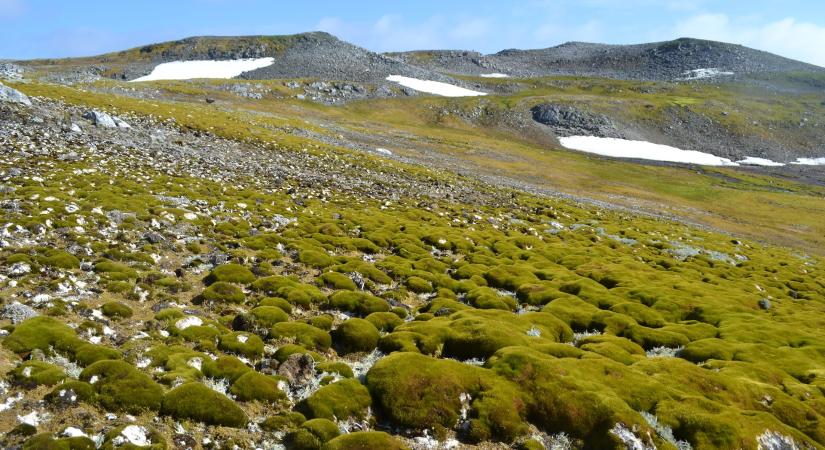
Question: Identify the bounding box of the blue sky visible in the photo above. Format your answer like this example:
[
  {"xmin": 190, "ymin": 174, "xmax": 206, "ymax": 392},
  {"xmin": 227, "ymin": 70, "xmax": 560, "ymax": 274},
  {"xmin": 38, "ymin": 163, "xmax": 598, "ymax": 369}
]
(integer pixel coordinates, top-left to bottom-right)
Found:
[{"xmin": 2, "ymin": 0, "xmax": 825, "ymax": 66}]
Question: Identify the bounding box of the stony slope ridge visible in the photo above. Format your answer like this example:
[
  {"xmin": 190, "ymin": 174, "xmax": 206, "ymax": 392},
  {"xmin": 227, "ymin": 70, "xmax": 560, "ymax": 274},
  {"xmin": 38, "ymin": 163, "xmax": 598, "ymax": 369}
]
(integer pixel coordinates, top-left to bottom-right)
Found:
[
  {"xmin": 391, "ymin": 37, "xmax": 824, "ymax": 80},
  {"xmin": 24, "ymin": 32, "xmax": 452, "ymax": 84}
]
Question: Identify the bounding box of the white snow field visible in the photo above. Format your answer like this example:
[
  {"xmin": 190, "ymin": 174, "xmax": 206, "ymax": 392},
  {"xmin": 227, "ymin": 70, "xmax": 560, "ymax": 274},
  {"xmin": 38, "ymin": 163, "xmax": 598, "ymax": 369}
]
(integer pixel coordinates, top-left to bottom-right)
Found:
[
  {"xmin": 737, "ymin": 157, "xmax": 785, "ymax": 167},
  {"xmin": 131, "ymin": 57, "xmax": 275, "ymax": 82},
  {"xmin": 558, "ymin": 136, "xmax": 740, "ymax": 166},
  {"xmin": 681, "ymin": 68, "xmax": 735, "ymax": 80},
  {"xmin": 480, "ymin": 73, "xmax": 510, "ymax": 78},
  {"xmin": 386, "ymin": 75, "xmax": 487, "ymax": 97},
  {"xmin": 792, "ymin": 157, "xmax": 825, "ymax": 165}
]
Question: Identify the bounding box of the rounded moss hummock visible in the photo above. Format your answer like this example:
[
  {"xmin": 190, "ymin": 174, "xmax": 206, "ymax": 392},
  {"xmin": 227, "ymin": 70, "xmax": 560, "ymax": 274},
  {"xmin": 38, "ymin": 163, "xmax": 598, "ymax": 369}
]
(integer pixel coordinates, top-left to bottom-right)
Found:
[
  {"xmin": 160, "ymin": 382, "xmax": 248, "ymax": 427},
  {"xmin": 201, "ymin": 281, "xmax": 245, "ymax": 303},
  {"xmin": 229, "ymin": 371, "xmax": 287, "ymax": 404},
  {"xmin": 321, "ymin": 431, "xmax": 409, "ymax": 450},
  {"xmin": 331, "ymin": 318, "xmax": 380, "ymax": 355},
  {"xmin": 206, "ymin": 263, "xmax": 256, "ymax": 284},
  {"xmin": 80, "ymin": 360, "xmax": 164, "ymax": 413},
  {"xmin": 297, "ymin": 379, "xmax": 372, "ymax": 421}
]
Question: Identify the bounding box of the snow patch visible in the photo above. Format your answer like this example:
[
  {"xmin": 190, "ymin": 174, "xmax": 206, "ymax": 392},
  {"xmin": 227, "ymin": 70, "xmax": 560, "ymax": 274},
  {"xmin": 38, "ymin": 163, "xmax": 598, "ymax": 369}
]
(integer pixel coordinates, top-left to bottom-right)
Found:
[
  {"xmin": 480, "ymin": 73, "xmax": 509, "ymax": 78},
  {"xmin": 175, "ymin": 316, "xmax": 203, "ymax": 330},
  {"xmin": 681, "ymin": 68, "xmax": 734, "ymax": 80},
  {"xmin": 18, "ymin": 411, "xmax": 45, "ymax": 426},
  {"xmin": 386, "ymin": 75, "xmax": 487, "ymax": 97},
  {"xmin": 559, "ymin": 136, "xmax": 739, "ymax": 166},
  {"xmin": 114, "ymin": 425, "xmax": 151, "ymax": 446},
  {"xmin": 737, "ymin": 157, "xmax": 785, "ymax": 167},
  {"xmin": 132, "ymin": 58, "xmax": 275, "ymax": 82},
  {"xmin": 792, "ymin": 157, "xmax": 825, "ymax": 166}
]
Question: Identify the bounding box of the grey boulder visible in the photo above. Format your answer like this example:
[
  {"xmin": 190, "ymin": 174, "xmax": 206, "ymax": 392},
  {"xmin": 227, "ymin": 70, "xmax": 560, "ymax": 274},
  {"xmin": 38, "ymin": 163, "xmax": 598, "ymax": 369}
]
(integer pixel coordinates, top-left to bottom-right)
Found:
[
  {"xmin": 83, "ymin": 110, "xmax": 130, "ymax": 128},
  {"xmin": 0, "ymin": 81, "xmax": 32, "ymax": 106}
]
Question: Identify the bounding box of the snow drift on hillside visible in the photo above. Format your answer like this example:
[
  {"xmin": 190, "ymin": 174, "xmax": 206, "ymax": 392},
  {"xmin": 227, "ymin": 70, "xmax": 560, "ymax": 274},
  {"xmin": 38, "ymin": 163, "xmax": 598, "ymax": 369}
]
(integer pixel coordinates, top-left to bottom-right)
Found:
[
  {"xmin": 131, "ymin": 58, "xmax": 275, "ymax": 82},
  {"xmin": 792, "ymin": 157, "xmax": 825, "ymax": 165},
  {"xmin": 386, "ymin": 75, "xmax": 487, "ymax": 97},
  {"xmin": 680, "ymin": 68, "xmax": 735, "ymax": 80},
  {"xmin": 480, "ymin": 73, "xmax": 509, "ymax": 78},
  {"xmin": 558, "ymin": 136, "xmax": 739, "ymax": 166},
  {"xmin": 737, "ymin": 157, "xmax": 785, "ymax": 167}
]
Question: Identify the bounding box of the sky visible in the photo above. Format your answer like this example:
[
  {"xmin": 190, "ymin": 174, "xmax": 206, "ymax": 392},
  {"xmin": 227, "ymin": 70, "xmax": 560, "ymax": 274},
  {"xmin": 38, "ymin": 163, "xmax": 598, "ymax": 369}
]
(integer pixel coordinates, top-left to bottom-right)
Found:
[{"xmin": 2, "ymin": 0, "xmax": 825, "ymax": 66}]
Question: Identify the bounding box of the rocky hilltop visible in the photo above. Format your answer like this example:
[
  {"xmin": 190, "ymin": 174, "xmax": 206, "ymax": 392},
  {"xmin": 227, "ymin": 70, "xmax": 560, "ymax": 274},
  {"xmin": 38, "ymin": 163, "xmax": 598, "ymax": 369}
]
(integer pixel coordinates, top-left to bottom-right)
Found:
[{"xmin": 391, "ymin": 37, "xmax": 824, "ymax": 80}]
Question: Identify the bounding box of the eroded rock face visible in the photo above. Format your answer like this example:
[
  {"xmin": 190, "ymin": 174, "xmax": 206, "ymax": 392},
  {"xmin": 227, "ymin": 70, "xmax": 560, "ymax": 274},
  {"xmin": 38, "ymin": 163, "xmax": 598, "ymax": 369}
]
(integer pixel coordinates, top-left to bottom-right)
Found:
[
  {"xmin": 531, "ymin": 103, "xmax": 621, "ymax": 138},
  {"xmin": 0, "ymin": 82, "xmax": 32, "ymax": 106}
]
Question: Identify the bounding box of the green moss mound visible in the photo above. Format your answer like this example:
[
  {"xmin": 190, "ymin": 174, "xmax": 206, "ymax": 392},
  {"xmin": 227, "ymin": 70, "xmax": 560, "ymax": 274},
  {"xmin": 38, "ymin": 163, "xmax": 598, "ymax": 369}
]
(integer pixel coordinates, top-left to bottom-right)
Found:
[
  {"xmin": 201, "ymin": 281, "xmax": 245, "ymax": 303},
  {"xmin": 250, "ymin": 305, "xmax": 289, "ymax": 326},
  {"xmin": 367, "ymin": 352, "xmax": 527, "ymax": 441},
  {"xmin": 297, "ymin": 379, "xmax": 372, "ymax": 420},
  {"xmin": 206, "ymin": 263, "xmax": 255, "ymax": 284},
  {"xmin": 271, "ymin": 322, "xmax": 331, "ymax": 351},
  {"xmin": 201, "ymin": 355, "xmax": 251, "ymax": 382},
  {"xmin": 322, "ymin": 432, "xmax": 408, "ymax": 450},
  {"xmin": 331, "ymin": 318, "xmax": 380, "ymax": 355},
  {"xmin": 229, "ymin": 371, "xmax": 287, "ymax": 403},
  {"xmin": 160, "ymin": 382, "xmax": 248, "ymax": 427},
  {"xmin": 80, "ymin": 360, "xmax": 163, "ymax": 413},
  {"xmin": 37, "ymin": 250, "xmax": 80, "ymax": 270},
  {"xmin": 317, "ymin": 272, "xmax": 357, "ymax": 290},
  {"xmin": 327, "ymin": 291, "xmax": 390, "ymax": 316},
  {"xmin": 10, "ymin": 361, "xmax": 66, "ymax": 386},
  {"xmin": 219, "ymin": 331, "xmax": 264, "ymax": 358},
  {"xmin": 3, "ymin": 316, "xmax": 121, "ymax": 366},
  {"xmin": 285, "ymin": 418, "xmax": 340, "ymax": 450},
  {"xmin": 23, "ymin": 433, "xmax": 96, "ymax": 450},
  {"xmin": 101, "ymin": 301, "xmax": 133, "ymax": 319}
]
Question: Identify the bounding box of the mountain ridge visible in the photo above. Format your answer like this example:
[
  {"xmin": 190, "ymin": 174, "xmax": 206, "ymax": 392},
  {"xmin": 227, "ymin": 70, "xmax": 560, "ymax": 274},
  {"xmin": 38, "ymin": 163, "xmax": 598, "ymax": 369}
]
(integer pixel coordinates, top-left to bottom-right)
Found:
[{"xmin": 16, "ymin": 32, "xmax": 824, "ymax": 83}]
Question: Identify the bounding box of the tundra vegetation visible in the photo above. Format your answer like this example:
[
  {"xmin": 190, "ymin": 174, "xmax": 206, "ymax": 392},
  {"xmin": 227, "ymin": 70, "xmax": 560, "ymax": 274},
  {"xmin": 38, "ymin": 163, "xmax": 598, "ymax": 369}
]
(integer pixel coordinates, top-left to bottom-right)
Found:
[{"xmin": 1, "ymin": 62, "xmax": 824, "ymax": 450}]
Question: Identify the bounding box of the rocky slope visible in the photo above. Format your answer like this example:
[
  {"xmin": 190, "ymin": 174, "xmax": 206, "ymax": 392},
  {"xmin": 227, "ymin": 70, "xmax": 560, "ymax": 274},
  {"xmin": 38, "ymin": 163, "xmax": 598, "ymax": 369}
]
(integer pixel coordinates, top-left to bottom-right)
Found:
[
  {"xmin": 390, "ymin": 38, "xmax": 824, "ymax": 81},
  {"xmin": 22, "ymin": 32, "xmax": 455, "ymax": 84}
]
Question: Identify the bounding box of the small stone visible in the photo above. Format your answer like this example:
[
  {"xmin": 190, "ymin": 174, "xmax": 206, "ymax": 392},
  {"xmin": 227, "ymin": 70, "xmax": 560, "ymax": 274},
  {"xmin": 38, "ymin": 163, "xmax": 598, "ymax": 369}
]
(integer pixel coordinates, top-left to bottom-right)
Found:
[
  {"xmin": 758, "ymin": 298, "xmax": 771, "ymax": 310},
  {"xmin": 277, "ymin": 353, "xmax": 315, "ymax": 387}
]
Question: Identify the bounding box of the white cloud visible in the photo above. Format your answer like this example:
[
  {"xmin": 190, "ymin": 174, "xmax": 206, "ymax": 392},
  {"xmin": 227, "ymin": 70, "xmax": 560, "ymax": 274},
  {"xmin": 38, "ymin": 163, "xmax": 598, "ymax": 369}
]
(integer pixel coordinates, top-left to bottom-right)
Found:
[{"xmin": 675, "ymin": 13, "xmax": 825, "ymax": 67}]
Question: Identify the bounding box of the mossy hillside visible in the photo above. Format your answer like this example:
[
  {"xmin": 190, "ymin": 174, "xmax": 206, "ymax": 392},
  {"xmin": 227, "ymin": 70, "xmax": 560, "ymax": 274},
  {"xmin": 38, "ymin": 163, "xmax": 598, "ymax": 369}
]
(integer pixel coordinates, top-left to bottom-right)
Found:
[{"xmin": 3, "ymin": 113, "xmax": 825, "ymax": 449}]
